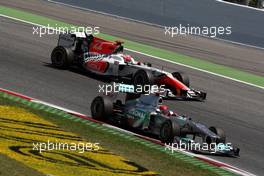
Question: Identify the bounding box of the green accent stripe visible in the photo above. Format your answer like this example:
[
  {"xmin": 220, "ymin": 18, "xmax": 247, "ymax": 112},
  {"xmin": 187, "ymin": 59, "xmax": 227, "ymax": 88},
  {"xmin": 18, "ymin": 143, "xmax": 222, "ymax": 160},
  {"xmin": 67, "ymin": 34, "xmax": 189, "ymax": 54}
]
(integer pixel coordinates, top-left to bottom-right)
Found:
[{"xmin": 0, "ymin": 5, "xmax": 263, "ymax": 88}]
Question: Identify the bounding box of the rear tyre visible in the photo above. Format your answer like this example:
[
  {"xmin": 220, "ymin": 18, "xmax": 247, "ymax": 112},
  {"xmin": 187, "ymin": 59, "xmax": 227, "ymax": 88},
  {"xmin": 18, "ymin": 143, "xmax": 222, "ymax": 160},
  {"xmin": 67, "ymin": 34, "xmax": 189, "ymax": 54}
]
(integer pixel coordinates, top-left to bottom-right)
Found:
[
  {"xmin": 172, "ymin": 72, "xmax": 190, "ymax": 87},
  {"xmin": 91, "ymin": 96, "xmax": 113, "ymax": 121},
  {"xmin": 159, "ymin": 119, "xmax": 180, "ymax": 143},
  {"xmin": 209, "ymin": 126, "xmax": 226, "ymax": 144},
  {"xmin": 51, "ymin": 46, "xmax": 74, "ymax": 69}
]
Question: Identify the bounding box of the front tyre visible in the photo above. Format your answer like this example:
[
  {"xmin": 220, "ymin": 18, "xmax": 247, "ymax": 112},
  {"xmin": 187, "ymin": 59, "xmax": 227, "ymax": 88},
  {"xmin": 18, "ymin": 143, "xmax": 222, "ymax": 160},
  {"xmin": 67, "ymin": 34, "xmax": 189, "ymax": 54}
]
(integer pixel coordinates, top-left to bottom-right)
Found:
[
  {"xmin": 159, "ymin": 119, "xmax": 180, "ymax": 143},
  {"xmin": 91, "ymin": 96, "xmax": 113, "ymax": 121},
  {"xmin": 51, "ymin": 46, "xmax": 74, "ymax": 69},
  {"xmin": 209, "ymin": 126, "xmax": 226, "ymax": 144},
  {"xmin": 172, "ymin": 72, "xmax": 190, "ymax": 87}
]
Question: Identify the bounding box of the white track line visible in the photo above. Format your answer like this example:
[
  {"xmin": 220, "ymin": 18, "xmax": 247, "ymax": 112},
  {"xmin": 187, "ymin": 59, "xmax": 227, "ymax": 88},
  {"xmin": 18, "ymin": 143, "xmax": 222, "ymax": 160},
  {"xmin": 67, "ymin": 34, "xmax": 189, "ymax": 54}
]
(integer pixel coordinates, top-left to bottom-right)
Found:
[
  {"xmin": 32, "ymin": 100, "xmax": 86, "ymax": 117},
  {"xmin": 47, "ymin": 0, "xmax": 264, "ymax": 51},
  {"xmin": 1, "ymin": 14, "xmax": 263, "ymax": 91},
  {"xmin": 223, "ymin": 167, "xmax": 256, "ymax": 176},
  {"xmin": 0, "ymin": 14, "xmax": 47, "ymax": 28},
  {"xmin": 46, "ymin": 0, "xmax": 162, "ymax": 28}
]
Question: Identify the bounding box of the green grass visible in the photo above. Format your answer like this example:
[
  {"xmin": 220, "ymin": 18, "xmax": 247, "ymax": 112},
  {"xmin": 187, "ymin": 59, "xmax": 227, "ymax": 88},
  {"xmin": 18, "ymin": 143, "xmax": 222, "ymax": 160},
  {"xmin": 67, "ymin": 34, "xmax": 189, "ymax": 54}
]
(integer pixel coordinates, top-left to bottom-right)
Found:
[
  {"xmin": 0, "ymin": 5, "xmax": 264, "ymax": 88},
  {"xmin": 0, "ymin": 93, "xmax": 236, "ymax": 176}
]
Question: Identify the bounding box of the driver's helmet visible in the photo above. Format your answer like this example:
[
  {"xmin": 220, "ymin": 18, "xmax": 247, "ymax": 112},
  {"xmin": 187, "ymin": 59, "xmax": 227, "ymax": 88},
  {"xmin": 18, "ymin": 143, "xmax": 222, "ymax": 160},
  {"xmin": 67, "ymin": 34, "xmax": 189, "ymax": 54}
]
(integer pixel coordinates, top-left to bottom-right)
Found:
[
  {"xmin": 159, "ymin": 105, "xmax": 169, "ymax": 115},
  {"xmin": 122, "ymin": 55, "xmax": 135, "ymax": 64}
]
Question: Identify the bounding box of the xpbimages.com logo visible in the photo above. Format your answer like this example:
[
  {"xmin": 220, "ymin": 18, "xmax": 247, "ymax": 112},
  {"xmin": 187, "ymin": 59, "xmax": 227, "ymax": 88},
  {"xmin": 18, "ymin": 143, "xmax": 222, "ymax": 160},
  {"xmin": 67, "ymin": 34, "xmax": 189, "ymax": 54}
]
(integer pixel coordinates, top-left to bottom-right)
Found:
[
  {"xmin": 164, "ymin": 24, "xmax": 232, "ymax": 38},
  {"xmin": 32, "ymin": 24, "xmax": 100, "ymax": 37},
  {"xmin": 164, "ymin": 141, "xmax": 232, "ymax": 154},
  {"xmin": 98, "ymin": 82, "xmax": 166, "ymax": 95},
  {"xmin": 32, "ymin": 140, "xmax": 100, "ymax": 153}
]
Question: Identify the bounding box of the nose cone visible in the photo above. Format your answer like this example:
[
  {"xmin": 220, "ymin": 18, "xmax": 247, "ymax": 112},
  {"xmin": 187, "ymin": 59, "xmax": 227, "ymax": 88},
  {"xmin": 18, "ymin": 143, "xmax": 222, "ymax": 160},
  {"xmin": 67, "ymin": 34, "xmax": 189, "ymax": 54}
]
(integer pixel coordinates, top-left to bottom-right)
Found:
[{"xmin": 158, "ymin": 74, "xmax": 190, "ymax": 91}]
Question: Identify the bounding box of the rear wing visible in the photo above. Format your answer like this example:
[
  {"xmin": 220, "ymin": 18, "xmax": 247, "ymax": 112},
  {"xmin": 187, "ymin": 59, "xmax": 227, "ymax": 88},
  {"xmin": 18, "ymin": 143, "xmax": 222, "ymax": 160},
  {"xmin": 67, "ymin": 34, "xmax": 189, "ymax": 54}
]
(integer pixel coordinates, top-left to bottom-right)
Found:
[
  {"xmin": 57, "ymin": 32, "xmax": 124, "ymax": 55},
  {"xmin": 89, "ymin": 37, "xmax": 124, "ymax": 54},
  {"xmin": 57, "ymin": 32, "xmax": 86, "ymax": 47}
]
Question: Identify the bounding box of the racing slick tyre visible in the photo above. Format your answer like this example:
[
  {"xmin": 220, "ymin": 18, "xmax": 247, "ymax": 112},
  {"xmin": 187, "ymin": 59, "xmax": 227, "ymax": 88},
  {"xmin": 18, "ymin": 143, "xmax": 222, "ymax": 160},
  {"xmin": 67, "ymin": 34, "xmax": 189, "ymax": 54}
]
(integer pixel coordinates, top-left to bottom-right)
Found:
[
  {"xmin": 172, "ymin": 72, "xmax": 190, "ymax": 87},
  {"xmin": 91, "ymin": 96, "xmax": 113, "ymax": 121},
  {"xmin": 51, "ymin": 46, "xmax": 74, "ymax": 69},
  {"xmin": 159, "ymin": 119, "xmax": 180, "ymax": 144},
  {"xmin": 132, "ymin": 70, "xmax": 154, "ymax": 93},
  {"xmin": 209, "ymin": 126, "xmax": 226, "ymax": 144}
]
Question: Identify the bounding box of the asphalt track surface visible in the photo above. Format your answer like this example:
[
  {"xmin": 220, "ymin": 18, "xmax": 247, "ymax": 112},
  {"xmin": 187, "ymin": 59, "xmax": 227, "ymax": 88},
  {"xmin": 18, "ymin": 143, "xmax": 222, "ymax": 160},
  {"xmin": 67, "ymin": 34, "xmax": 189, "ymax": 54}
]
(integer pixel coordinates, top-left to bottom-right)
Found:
[
  {"xmin": 1, "ymin": 15, "xmax": 264, "ymax": 175},
  {"xmin": 1, "ymin": 0, "xmax": 264, "ymax": 77}
]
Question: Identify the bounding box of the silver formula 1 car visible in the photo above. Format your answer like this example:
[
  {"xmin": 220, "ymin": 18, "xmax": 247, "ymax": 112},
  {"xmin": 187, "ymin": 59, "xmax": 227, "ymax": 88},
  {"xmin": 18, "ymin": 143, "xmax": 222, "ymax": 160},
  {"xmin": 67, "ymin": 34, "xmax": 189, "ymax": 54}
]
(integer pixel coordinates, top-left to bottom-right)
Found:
[{"xmin": 90, "ymin": 85, "xmax": 239, "ymax": 157}]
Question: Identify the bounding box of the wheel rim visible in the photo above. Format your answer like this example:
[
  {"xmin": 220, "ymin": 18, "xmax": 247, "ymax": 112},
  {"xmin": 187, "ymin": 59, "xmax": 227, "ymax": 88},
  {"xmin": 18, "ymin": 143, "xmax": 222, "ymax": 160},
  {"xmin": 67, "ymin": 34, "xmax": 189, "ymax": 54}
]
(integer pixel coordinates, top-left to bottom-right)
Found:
[
  {"xmin": 134, "ymin": 75, "xmax": 145, "ymax": 85},
  {"xmin": 161, "ymin": 123, "xmax": 171, "ymax": 140},
  {"xmin": 94, "ymin": 102, "xmax": 102, "ymax": 116},
  {"xmin": 52, "ymin": 51, "xmax": 63, "ymax": 66},
  {"xmin": 95, "ymin": 103, "xmax": 102, "ymax": 113},
  {"xmin": 92, "ymin": 100, "xmax": 103, "ymax": 118}
]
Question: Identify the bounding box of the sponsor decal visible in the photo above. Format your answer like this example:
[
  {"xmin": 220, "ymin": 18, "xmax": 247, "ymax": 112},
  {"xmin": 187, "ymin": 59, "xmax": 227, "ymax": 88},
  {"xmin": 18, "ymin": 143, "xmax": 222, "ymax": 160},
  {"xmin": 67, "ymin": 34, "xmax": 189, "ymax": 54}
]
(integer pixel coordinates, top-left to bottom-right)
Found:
[{"xmin": 129, "ymin": 109, "xmax": 147, "ymax": 119}]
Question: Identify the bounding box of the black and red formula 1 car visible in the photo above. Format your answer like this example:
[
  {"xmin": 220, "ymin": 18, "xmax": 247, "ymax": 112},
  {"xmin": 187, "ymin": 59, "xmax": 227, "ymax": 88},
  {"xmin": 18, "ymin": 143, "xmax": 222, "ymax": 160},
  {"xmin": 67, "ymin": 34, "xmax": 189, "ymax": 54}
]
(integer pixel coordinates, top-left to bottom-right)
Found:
[{"xmin": 50, "ymin": 32, "xmax": 206, "ymax": 100}]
